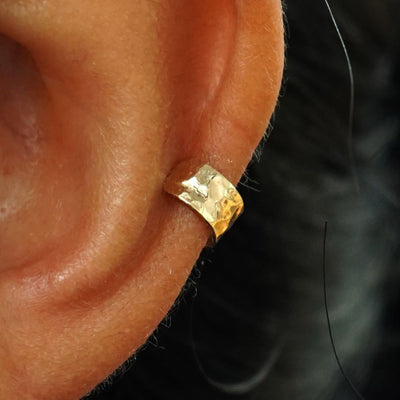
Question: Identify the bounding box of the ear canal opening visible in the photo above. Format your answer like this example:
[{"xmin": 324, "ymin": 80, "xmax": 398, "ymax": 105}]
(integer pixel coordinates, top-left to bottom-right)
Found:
[{"xmin": 0, "ymin": 32, "xmax": 48, "ymax": 160}]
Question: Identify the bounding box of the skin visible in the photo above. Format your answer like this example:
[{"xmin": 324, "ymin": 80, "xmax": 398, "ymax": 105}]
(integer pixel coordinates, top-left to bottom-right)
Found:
[{"xmin": 0, "ymin": 1, "xmax": 284, "ymax": 399}]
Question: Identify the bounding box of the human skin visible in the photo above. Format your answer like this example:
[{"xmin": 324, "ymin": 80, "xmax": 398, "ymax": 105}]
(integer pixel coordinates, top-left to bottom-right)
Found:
[{"xmin": 0, "ymin": 1, "xmax": 284, "ymax": 399}]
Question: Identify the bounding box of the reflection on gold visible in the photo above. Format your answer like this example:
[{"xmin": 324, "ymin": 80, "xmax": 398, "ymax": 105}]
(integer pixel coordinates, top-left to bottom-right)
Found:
[{"xmin": 165, "ymin": 163, "xmax": 244, "ymax": 245}]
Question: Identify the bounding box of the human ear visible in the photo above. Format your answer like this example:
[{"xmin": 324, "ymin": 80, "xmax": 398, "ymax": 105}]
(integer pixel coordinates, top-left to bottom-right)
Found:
[{"xmin": 0, "ymin": 1, "xmax": 284, "ymax": 399}]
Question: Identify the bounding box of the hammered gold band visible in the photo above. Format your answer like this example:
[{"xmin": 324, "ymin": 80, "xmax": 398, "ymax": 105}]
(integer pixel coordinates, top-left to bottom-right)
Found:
[{"xmin": 164, "ymin": 161, "xmax": 244, "ymax": 246}]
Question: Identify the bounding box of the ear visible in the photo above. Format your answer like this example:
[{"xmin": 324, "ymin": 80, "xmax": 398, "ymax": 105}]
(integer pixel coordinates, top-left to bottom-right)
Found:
[{"xmin": 0, "ymin": 1, "xmax": 284, "ymax": 399}]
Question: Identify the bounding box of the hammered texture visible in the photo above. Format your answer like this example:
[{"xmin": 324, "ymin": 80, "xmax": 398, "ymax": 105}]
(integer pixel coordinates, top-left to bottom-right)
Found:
[{"xmin": 167, "ymin": 164, "xmax": 244, "ymax": 244}]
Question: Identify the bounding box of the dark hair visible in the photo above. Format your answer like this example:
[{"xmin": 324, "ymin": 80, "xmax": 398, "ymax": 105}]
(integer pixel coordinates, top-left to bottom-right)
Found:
[{"xmin": 88, "ymin": 1, "xmax": 400, "ymax": 399}]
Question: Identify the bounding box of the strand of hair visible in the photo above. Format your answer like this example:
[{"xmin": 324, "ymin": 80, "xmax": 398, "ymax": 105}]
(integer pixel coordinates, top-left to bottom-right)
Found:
[
  {"xmin": 323, "ymin": 0, "xmax": 359, "ymax": 192},
  {"xmin": 323, "ymin": 221, "xmax": 366, "ymax": 400}
]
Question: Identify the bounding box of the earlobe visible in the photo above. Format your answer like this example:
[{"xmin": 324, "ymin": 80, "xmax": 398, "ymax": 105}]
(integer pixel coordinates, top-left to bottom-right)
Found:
[{"xmin": 0, "ymin": 1, "xmax": 284, "ymax": 399}]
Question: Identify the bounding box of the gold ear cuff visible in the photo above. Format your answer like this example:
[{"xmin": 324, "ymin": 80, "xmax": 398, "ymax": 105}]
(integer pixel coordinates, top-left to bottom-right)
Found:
[{"xmin": 164, "ymin": 161, "xmax": 244, "ymax": 246}]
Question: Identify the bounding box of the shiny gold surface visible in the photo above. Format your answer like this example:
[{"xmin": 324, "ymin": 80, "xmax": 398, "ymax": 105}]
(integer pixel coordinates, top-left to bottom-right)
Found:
[{"xmin": 164, "ymin": 162, "xmax": 244, "ymax": 245}]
